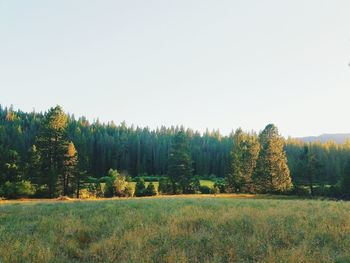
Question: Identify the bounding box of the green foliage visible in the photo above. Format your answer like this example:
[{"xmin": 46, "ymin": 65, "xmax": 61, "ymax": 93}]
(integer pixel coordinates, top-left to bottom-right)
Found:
[
  {"xmin": 158, "ymin": 177, "xmax": 173, "ymax": 194},
  {"xmin": 199, "ymin": 185, "xmax": 212, "ymax": 194},
  {"xmin": 145, "ymin": 182, "xmax": 157, "ymax": 196},
  {"xmin": 135, "ymin": 178, "xmax": 146, "ymax": 197},
  {"xmin": 227, "ymin": 129, "xmax": 260, "ymax": 193},
  {"xmin": 168, "ymin": 131, "xmax": 194, "ymax": 194},
  {"xmin": 133, "ymin": 176, "xmax": 161, "ymax": 182},
  {"xmin": 341, "ymin": 161, "xmax": 350, "ymax": 198},
  {"xmin": 37, "ymin": 106, "xmax": 69, "ymax": 197},
  {"xmin": 1, "ymin": 105, "xmax": 350, "ymax": 198},
  {"xmin": 254, "ymin": 124, "xmax": 292, "ymax": 193},
  {"xmin": 103, "ymin": 169, "xmax": 129, "ymax": 197},
  {"xmin": 0, "ymin": 180, "xmax": 35, "ymax": 199},
  {"xmin": 124, "ymin": 185, "xmax": 135, "ymax": 197}
]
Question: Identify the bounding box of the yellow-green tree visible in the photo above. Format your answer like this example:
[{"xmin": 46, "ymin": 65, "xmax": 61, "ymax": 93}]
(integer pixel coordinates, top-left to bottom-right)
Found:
[
  {"xmin": 227, "ymin": 129, "xmax": 260, "ymax": 193},
  {"xmin": 254, "ymin": 124, "xmax": 292, "ymax": 193}
]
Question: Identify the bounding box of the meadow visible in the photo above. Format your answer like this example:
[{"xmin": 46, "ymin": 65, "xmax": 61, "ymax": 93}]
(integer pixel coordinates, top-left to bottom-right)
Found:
[{"xmin": 1, "ymin": 196, "xmax": 350, "ymax": 263}]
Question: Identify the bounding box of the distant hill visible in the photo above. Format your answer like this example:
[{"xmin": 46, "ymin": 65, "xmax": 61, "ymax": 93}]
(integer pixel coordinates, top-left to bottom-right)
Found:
[{"xmin": 297, "ymin": 134, "xmax": 350, "ymax": 144}]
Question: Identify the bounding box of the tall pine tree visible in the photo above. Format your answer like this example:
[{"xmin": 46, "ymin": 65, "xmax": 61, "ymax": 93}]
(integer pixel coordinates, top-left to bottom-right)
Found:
[
  {"xmin": 254, "ymin": 124, "xmax": 292, "ymax": 193},
  {"xmin": 227, "ymin": 129, "xmax": 260, "ymax": 193},
  {"xmin": 168, "ymin": 130, "xmax": 193, "ymax": 194},
  {"xmin": 37, "ymin": 106, "xmax": 68, "ymax": 197}
]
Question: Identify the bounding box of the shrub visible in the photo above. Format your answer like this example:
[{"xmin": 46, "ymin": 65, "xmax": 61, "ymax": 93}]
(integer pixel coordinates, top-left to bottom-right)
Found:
[
  {"xmin": 184, "ymin": 177, "xmax": 200, "ymax": 194},
  {"xmin": 103, "ymin": 169, "xmax": 129, "ymax": 197},
  {"xmin": 287, "ymin": 185, "xmax": 310, "ymax": 196},
  {"xmin": 1, "ymin": 182, "xmax": 15, "ymax": 198},
  {"xmin": 214, "ymin": 180, "xmax": 226, "ymax": 193},
  {"xmin": 34, "ymin": 184, "xmax": 50, "ymax": 198},
  {"xmin": 213, "ymin": 185, "xmax": 220, "ymax": 194},
  {"xmin": 0, "ymin": 181, "xmax": 35, "ymax": 199},
  {"xmin": 158, "ymin": 177, "xmax": 173, "ymax": 194},
  {"xmin": 145, "ymin": 182, "xmax": 157, "ymax": 196},
  {"xmin": 199, "ymin": 185, "xmax": 212, "ymax": 194},
  {"xmin": 135, "ymin": 178, "xmax": 146, "ymax": 197},
  {"xmin": 16, "ymin": 181, "xmax": 35, "ymax": 197},
  {"xmin": 124, "ymin": 185, "xmax": 135, "ymax": 197}
]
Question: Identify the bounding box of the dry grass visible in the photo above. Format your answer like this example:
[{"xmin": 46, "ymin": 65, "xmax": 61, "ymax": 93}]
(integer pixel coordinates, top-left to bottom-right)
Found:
[{"xmin": 0, "ymin": 196, "xmax": 349, "ymax": 262}]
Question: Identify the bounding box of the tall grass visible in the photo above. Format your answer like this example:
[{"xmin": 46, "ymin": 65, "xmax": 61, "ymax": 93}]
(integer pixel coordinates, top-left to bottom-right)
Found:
[{"xmin": 0, "ymin": 197, "xmax": 350, "ymax": 262}]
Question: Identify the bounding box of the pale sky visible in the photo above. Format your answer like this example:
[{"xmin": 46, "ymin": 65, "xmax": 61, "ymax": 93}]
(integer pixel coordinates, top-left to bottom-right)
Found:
[{"xmin": 0, "ymin": 1, "xmax": 349, "ymax": 137}]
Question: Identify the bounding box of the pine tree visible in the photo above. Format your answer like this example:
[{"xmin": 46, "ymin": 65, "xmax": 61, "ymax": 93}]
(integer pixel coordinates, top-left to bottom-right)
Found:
[
  {"xmin": 167, "ymin": 130, "xmax": 193, "ymax": 194},
  {"xmin": 26, "ymin": 145, "xmax": 41, "ymax": 185},
  {"xmin": 63, "ymin": 142, "xmax": 78, "ymax": 196},
  {"xmin": 254, "ymin": 124, "xmax": 292, "ymax": 193},
  {"xmin": 300, "ymin": 145, "xmax": 320, "ymax": 196},
  {"xmin": 37, "ymin": 106, "xmax": 68, "ymax": 197},
  {"xmin": 227, "ymin": 129, "xmax": 260, "ymax": 193},
  {"xmin": 341, "ymin": 161, "xmax": 350, "ymax": 199},
  {"xmin": 145, "ymin": 182, "xmax": 157, "ymax": 196},
  {"xmin": 135, "ymin": 177, "xmax": 146, "ymax": 197}
]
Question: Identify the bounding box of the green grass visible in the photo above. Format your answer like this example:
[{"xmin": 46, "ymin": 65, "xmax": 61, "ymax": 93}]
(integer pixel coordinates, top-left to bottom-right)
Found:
[
  {"xmin": 1, "ymin": 197, "xmax": 350, "ymax": 262},
  {"xmin": 199, "ymin": 180, "xmax": 215, "ymax": 188}
]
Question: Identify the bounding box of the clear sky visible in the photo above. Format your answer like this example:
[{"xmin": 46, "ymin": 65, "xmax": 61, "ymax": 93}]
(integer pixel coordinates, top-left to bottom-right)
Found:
[{"xmin": 0, "ymin": 1, "xmax": 349, "ymax": 137}]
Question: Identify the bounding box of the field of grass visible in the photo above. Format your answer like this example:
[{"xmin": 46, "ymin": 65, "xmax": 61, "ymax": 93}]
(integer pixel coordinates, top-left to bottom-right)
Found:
[
  {"xmin": 199, "ymin": 180, "xmax": 215, "ymax": 188},
  {"xmin": 1, "ymin": 196, "xmax": 350, "ymax": 262}
]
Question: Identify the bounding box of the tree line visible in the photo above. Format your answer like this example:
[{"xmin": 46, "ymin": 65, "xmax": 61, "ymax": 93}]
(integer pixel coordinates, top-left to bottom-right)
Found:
[{"xmin": 0, "ymin": 105, "xmax": 350, "ymax": 199}]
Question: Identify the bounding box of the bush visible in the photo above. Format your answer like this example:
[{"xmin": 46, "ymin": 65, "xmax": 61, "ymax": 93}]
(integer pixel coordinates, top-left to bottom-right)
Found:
[
  {"xmin": 286, "ymin": 185, "xmax": 310, "ymax": 196},
  {"xmin": 16, "ymin": 181, "xmax": 35, "ymax": 197},
  {"xmin": 199, "ymin": 185, "xmax": 212, "ymax": 194},
  {"xmin": 184, "ymin": 177, "xmax": 201, "ymax": 194},
  {"xmin": 214, "ymin": 180, "xmax": 226, "ymax": 193},
  {"xmin": 1, "ymin": 182, "xmax": 15, "ymax": 198},
  {"xmin": 145, "ymin": 182, "xmax": 157, "ymax": 196},
  {"xmin": 158, "ymin": 177, "xmax": 173, "ymax": 194},
  {"xmin": 0, "ymin": 181, "xmax": 35, "ymax": 199},
  {"xmin": 103, "ymin": 169, "xmax": 129, "ymax": 197},
  {"xmin": 135, "ymin": 178, "xmax": 146, "ymax": 197},
  {"xmin": 124, "ymin": 185, "xmax": 135, "ymax": 197},
  {"xmin": 213, "ymin": 186, "xmax": 220, "ymax": 194}
]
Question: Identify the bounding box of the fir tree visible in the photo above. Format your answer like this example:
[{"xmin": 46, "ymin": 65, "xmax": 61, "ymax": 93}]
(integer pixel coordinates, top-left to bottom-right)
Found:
[
  {"xmin": 37, "ymin": 106, "xmax": 68, "ymax": 197},
  {"xmin": 254, "ymin": 124, "xmax": 292, "ymax": 193},
  {"xmin": 145, "ymin": 182, "xmax": 157, "ymax": 196},
  {"xmin": 227, "ymin": 129, "xmax": 260, "ymax": 193},
  {"xmin": 135, "ymin": 178, "xmax": 146, "ymax": 197},
  {"xmin": 63, "ymin": 142, "xmax": 78, "ymax": 196},
  {"xmin": 167, "ymin": 130, "xmax": 193, "ymax": 194}
]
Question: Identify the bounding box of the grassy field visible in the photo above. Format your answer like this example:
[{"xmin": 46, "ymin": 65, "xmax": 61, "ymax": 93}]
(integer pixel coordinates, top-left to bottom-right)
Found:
[{"xmin": 1, "ymin": 196, "xmax": 350, "ymax": 263}]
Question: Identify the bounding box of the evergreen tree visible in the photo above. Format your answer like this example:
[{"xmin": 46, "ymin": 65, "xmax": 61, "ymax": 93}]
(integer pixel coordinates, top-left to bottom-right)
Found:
[
  {"xmin": 167, "ymin": 131, "xmax": 193, "ymax": 194},
  {"xmin": 135, "ymin": 178, "xmax": 146, "ymax": 197},
  {"xmin": 158, "ymin": 177, "xmax": 173, "ymax": 194},
  {"xmin": 341, "ymin": 161, "xmax": 350, "ymax": 199},
  {"xmin": 37, "ymin": 106, "xmax": 68, "ymax": 197},
  {"xmin": 63, "ymin": 142, "xmax": 78, "ymax": 196},
  {"xmin": 300, "ymin": 145, "xmax": 320, "ymax": 196},
  {"xmin": 26, "ymin": 145, "xmax": 41, "ymax": 185},
  {"xmin": 254, "ymin": 124, "xmax": 292, "ymax": 193},
  {"xmin": 226, "ymin": 129, "xmax": 260, "ymax": 193},
  {"xmin": 145, "ymin": 182, "xmax": 157, "ymax": 196}
]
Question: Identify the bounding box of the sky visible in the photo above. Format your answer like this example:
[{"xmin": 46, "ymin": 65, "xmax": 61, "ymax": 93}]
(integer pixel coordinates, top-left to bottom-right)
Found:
[{"xmin": 0, "ymin": 1, "xmax": 349, "ymax": 137}]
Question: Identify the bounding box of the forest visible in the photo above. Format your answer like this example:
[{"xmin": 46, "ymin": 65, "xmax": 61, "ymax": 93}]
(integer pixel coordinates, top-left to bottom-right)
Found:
[{"xmin": 1, "ymin": 105, "xmax": 350, "ymax": 199}]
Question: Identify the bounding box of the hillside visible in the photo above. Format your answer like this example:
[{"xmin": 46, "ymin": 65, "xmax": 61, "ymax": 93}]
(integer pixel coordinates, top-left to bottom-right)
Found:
[{"xmin": 298, "ymin": 133, "xmax": 350, "ymax": 144}]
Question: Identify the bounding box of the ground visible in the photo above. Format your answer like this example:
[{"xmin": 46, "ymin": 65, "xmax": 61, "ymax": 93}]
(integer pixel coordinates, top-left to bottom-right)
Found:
[{"xmin": 0, "ymin": 195, "xmax": 350, "ymax": 263}]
